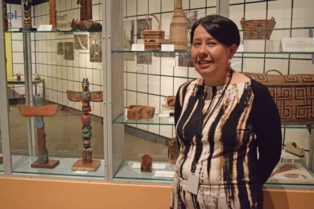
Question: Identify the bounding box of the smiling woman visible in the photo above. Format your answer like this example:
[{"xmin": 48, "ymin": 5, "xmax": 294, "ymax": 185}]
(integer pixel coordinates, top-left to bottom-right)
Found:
[{"xmin": 170, "ymin": 15, "xmax": 282, "ymax": 209}]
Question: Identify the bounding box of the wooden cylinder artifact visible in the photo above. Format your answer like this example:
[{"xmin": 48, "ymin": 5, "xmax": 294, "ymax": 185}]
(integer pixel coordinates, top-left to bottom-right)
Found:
[{"xmin": 170, "ymin": 0, "xmax": 189, "ymax": 50}]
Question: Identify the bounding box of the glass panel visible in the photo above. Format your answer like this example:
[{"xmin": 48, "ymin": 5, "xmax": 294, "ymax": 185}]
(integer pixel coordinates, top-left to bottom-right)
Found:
[
  {"xmin": 7, "ymin": 30, "xmax": 105, "ymax": 178},
  {"xmin": 110, "ymin": 0, "xmax": 314, "ymax": 187},
  {"xmin": 2, "ymin": 0, "xmax": 106, "ymax": 178}
]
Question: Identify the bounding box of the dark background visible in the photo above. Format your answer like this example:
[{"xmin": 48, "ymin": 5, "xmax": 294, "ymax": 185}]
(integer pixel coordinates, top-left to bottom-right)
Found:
[{"xmin": 5, "ymin": 0, "xmax": 48, "ymax": 5}]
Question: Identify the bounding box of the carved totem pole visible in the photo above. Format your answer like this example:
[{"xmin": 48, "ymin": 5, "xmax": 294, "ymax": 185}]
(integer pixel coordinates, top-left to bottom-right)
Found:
[
  {"xmin": 66, "ymin": 78, "xmax": 103, "ymax": 171},
  {"xmin": 18, "ymin": 95, "xmax": 59, "ymax": 168},
  {"xmin": 21, "ymin": 0, "xmax": 33, "ymax": 30}
]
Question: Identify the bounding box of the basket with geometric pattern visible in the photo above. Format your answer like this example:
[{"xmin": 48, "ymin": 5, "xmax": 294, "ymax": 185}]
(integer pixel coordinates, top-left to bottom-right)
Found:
[
  {"xmin": 240, "ymin": 17, "xmax": 276, "ymax": 39},
  {"xmin": 244, "ymin": 70, "xmax": 314, "ymax": 125},
  {"xmin": 127, "ymin": 105, "xmax": 155, "ymax": 120}
]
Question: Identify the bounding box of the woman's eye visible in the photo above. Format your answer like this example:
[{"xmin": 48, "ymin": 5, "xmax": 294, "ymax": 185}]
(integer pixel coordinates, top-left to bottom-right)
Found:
[
  {"xmin": 192, "ymin": 42, "xmax": 201, "ymax": 47},
  {"xmin": 207, "ymin": 41, "xmax": 216, "ymax": 46}
]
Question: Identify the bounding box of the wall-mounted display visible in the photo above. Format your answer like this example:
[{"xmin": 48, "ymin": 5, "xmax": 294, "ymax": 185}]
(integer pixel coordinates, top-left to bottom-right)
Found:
[
  {"xmin": 57, "ymin": 42, "xmax": 64, "ymax": 55},
  {"xmin": 64, "ymin": 42, "xmax": 74, "ymax": 60},
  {"xmin": 137, "ymin": 18, "xmax": 152, "ymax": 39},
  {"xmin": 90, "ymin": 33, "xmax": 102, "ymax": 62},
  {"xmin": 123, "ymin": 19, "xmax": 134, "ymax": 50},
  {"xmin": 74, "ymin": 34, "xmax": 88, "ymax": 50}
]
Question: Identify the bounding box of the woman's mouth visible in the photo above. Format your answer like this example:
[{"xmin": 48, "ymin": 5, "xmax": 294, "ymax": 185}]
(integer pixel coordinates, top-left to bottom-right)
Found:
[{"xmin": 198, "ymin": 60, "xmax": 212, "ymax": 69}]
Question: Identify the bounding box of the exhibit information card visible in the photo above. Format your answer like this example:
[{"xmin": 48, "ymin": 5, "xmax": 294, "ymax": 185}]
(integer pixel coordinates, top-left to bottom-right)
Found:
[{"xmin": 281, "ymin": 38, "xmax": 314, "ymax": 52}]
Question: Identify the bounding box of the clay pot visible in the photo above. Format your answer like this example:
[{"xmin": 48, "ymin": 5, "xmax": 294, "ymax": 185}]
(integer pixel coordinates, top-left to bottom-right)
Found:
[{"xmin": 170, "ymin": 0, "xmax": 189, "ymax": 50}]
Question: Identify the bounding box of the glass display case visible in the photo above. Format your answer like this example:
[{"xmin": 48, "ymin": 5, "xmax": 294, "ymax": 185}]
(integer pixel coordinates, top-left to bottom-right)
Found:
[
  {"xmin": 0, "ymin": 0, "xmax": 106, "ymax": 178},
  {"xmin": 0, "ymin": 0, "xmax": 314, "ymax": 189},
  {"xmin": 108, "ymin": 0, "xmax": 314, "ymax": 187}
]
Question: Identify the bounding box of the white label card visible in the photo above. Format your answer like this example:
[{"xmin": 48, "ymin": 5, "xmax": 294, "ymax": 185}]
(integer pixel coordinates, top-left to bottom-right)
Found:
[
  {"xmin": 154, "ymin": 170, "xmax": 175, "ymax": 178},
  {"xmin": 131, "ymin": 162, "xmax": 141, "ymax": 169},
  {"xmin": 131, "ymin": 44, "xmax": 145, "ymax": 51},
  {"xmin": 281, "ymin": 38, "xmax": 314, "ymax": 52},
  {"xmin": 74, "ymin": 171, "xmax": 89, "ymax": 175},
  {"xmin": 37, "ymin": 24, "xmax": 53, "ymax": 31},
  {"xmin": 131, "ymin": 162, "xmax": 166, "ymax": 170},
  {"xmin": 161, "ymin": 44, "xmax": 175, "ymax": 51}
]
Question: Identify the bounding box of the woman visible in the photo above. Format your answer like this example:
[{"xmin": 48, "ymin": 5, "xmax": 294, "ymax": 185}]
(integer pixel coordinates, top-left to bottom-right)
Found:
[{"xmin": 170, "ymin": 15, "xmax": 282, "ymax": 209}]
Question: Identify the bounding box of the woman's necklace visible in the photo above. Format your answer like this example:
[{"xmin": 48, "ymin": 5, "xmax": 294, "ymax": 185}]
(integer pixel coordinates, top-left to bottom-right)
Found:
[{"xmin": 201, "ymin": 70, "xmax": 234, "ymax": 129}]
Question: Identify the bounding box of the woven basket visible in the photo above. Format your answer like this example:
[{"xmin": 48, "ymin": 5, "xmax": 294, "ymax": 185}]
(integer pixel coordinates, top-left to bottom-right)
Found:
[
  {"xmin": 143, "ymin": 14, "xmax": 165, "ymax": 50},
  {"xmin": 240, "ymin": 17, "xmax": 276, "ymax": 39},
  {"xmin": 127, "ymin": 105, "xmax": 155, "ymax": 120},
  {"xmin": 244, "ymin": 70, "xmax": 314, "ymax": 125}
]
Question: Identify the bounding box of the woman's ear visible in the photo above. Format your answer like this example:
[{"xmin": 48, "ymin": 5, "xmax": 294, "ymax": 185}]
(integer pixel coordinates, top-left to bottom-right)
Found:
[{"xmin": 229, "ymin": 44, "xmax": 238, "ymax": 58}]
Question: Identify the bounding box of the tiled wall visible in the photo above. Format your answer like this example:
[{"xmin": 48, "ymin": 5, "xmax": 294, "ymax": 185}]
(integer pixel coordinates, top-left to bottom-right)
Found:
[{"xmin": 122, "ymin": 0, "xmax": 314, "ymax": 161}]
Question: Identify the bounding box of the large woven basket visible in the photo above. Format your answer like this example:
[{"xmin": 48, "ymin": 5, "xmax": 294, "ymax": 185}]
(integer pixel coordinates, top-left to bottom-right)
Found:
[
  {"xmin": 127, "ymin": 105, "xmax": 155, "ymax": 120},
  {"xmin": 244, "ymin": 70, "xmax": 314, "ymax": 125},
  {"xmin": 240, "ymin": 17, "xmax": 276, "ymax": 39},
  {"xmin": 143, "ymin": 14, "xmax": 165, "ymax": 50}
]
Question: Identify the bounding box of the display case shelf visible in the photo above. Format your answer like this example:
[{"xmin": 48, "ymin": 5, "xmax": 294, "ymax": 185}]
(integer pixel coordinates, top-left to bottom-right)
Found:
[
  {"xmin": 112, "ymin": 49, "xmax": 314, "ymax": 55},
  {"xmin": 113, "ymin": 114, "xmax": 174, "ymax": 126},
  {"xmin": 114, "ymin": 161, "xmax": 175, "ymax": 182},
  {"xmin": 6, "ymin": 30, "xmax": 101, "ymax": 34}
]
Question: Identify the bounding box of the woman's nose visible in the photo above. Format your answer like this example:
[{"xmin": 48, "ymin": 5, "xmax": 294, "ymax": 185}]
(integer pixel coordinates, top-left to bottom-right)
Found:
[{"xmin": 198, "ymin": 43, "xmax": 208, "ymax": 57}]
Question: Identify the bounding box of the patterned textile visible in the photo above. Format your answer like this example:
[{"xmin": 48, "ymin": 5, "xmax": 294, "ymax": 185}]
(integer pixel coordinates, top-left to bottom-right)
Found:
[{"xmin": 171, "ymin": 77, "xmax": 282, "ymax": 209}]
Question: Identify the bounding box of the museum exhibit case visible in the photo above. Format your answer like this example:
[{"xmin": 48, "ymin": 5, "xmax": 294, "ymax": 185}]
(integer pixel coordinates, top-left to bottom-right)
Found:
[
  {"xmin": 0, "ymin": 0, "xmax": 106, "ymax": 178},
  {"xmin": 0, "ymin": 1, "xmax": 314, "ymax": 209},
  {"xmin": 0, "ymin": 0, "xmax": 313, "ymax": 194},
  {"xmin": 108, "ymin": 0, "xmax": 314, "ymax": 188}
]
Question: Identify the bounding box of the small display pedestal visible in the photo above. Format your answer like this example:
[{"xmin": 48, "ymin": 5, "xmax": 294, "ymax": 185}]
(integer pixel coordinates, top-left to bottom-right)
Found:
[
  {"xmin": 31, "ymin": 159, "xmax": 59, "ymax": 169},
  {"xmin": 72, "ymin": 160, "xmax": 101, "ymax": 172}
]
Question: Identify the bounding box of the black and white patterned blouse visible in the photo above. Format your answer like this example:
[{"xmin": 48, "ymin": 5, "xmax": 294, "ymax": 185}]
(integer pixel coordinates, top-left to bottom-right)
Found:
[{"xmin": 171, "ymin": 76, "xmax": 282, "ymax": 209}]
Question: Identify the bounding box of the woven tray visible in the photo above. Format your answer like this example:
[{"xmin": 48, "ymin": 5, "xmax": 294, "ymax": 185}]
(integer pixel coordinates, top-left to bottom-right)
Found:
[
  {"xmin": 244, "ymin": 70, "xmax": 314, "ymax": 125},
  {"xmin": 240, "ymin": 17, "xmax": 276, "ymax": 39},
  {"xmin": 127, "ymin": 105, "xmax": 155, "ymax": 120}
]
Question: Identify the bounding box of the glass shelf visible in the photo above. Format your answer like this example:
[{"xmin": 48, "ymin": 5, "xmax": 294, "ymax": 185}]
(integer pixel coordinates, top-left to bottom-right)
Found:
[
  {"xmin": 113, "ymin": 113, "xmax": 174, "ymax": 126},
  {"xmin": 112, "ymin": 113, "xmax": 312, "ymax": 128},
  {"xmin": 114, "ymin": 160, "xmax": 175, "ymax": 182},
  {"xmin": 112, "ymin": 49, "xmax": 314, "ymax": 55},
  {"xmin": 5, "ymin": 29, "xmax": 101, "ymax": 34}
]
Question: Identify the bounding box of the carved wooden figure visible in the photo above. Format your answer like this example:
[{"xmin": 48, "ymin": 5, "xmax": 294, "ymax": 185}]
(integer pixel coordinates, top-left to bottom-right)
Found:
[
  {"xmin": 66, "ymin": 78, "xmax": 103, "ymax": 171},
  {"xmin": 77, "ymin": 0, "xmax": 92, "ymax": 21},
  {"xmin": 22, "ymin": 0, "xmax": 32, "ymax": 29},
  {"xmin": 18, "ymin": 95, "xmax": 59, "ymax": 168},
  {"xmin": 49, "ymin": 0, "xmax": 57, "ymax": 29},
  {"xmin": 71, "ymin": 0, "xmax": 102, "ymax": 31}
]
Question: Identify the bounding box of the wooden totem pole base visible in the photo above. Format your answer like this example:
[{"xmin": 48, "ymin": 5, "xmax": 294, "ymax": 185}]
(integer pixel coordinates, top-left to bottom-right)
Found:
[
  {"xmin": 71, "ymin": 159, "xmax": 101, "ymax": 172},
  {"xmin": 31, "ymin": 159, "xmax": 60, "ymax": 169}
]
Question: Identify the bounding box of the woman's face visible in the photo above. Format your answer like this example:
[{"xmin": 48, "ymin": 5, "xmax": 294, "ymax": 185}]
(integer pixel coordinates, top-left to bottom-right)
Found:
[{"xmin": 191, "ymin": 25, "xmax": 236, "ymax": 83}]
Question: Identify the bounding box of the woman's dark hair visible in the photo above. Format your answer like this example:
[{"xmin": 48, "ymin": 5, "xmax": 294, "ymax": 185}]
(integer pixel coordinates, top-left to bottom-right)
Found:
[{"xmin": 190, "ymin": 15, "xmax": 240, "ymax": 47}]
